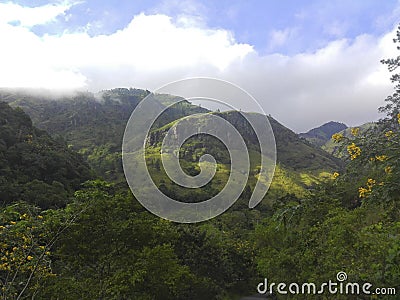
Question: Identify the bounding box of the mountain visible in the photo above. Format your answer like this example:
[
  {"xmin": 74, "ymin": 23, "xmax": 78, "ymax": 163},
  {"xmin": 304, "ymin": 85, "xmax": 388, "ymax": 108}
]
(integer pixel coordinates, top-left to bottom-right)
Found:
[
  {"xmin": 149, "ymin": 110, "xmax": 343, "ymax": 173},
  {"xmin": 0, "ymin": 102, "xmax": 93, "ymax": 208},
  {"xmin": 299, "ymin": 121, "xmax": 348, "ymax": 147},
  {"xmin": 0, "ymin": 88, "xmax": 149, "ymax": 150},
  {"xmin": 0, "ymin": 89, "xmax": 361, "ymax": 299},
  {"xmin": 322, "ymin": 122, "xmax": 376, "ymax": 157},
  {"xmin": 0, "ymin": 88, "xmax": 344, "ymax": 203},
  {"xmin": 269, "ymin": 118, "xmax": 344, "ymax": 172},
  {"xmin": 144, "ymin": 109, "xmax": 344, "ymax": 206},
  {"xmin": 0, "ymin": 88, "xmax": 209, "ymax": 181}
]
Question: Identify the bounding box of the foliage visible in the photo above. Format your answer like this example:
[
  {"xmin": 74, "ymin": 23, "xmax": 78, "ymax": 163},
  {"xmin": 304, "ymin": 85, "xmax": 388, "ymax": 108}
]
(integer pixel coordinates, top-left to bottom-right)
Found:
[
  {"xmin": 0, "ymin": 202, "xmax": 71, "ymax": 299},
  {"xmin": 37, "ymin": 181, "xmax": 256, "ymax": 299},
  {"xmin": 0, "ymin": 102, "xmax": 92, "ymax": 208},
  {"xmin": 252, "ymin": 26, "xmax": 400, "ymax": 299}
]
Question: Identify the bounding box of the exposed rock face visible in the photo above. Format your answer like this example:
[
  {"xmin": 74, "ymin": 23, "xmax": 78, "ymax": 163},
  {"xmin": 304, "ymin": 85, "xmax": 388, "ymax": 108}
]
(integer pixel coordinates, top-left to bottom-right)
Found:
[{"xmin": 148, "ymin": 111, "xmax": 344, "ymax": 172}]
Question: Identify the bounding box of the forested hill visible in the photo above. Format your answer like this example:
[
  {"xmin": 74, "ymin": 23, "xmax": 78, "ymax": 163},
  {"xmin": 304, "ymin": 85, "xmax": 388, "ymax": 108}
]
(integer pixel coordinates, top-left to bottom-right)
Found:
[
  {"xmin": 0, "ymin": 88, "xmax": 149, "ymax": 150},
  {"xmin": 268, "ymin": 116, "xmax": 344, "ymax": 171},
  {"xmin": 149, "ymin": 110, "xmax": 344, "ymax": 172},
  {"xmin": 1, "ymin": 88, "xmax": 343, "ymax": 181},
  {"xmin": 0, "ymin": 102, "xmax": 93, "ymax": 208}
]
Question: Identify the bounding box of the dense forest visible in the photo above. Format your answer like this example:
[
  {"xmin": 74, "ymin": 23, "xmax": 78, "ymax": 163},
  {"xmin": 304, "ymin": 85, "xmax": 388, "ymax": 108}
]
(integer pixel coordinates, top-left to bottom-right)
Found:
[{"xmin": 0, "ymin": 28, "xmax": 400, "ymax": 300}]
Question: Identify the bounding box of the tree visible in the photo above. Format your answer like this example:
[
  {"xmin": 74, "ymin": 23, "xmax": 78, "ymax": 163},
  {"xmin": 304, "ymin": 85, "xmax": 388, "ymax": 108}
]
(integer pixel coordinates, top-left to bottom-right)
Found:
[
  {"xmin": 40, "ymin": 181, "xmax": 195, "ymax": 300},
  {"xmin": 0, "ymin": 202, "xmax": 80, "ymax": 299},
  {"xmin": 253, "ymin": 26, "xmax": 400, "ymax": 299}
]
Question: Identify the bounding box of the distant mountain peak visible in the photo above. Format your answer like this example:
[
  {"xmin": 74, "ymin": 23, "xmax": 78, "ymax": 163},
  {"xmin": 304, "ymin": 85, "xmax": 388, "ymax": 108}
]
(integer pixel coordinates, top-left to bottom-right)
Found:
[{"xmin": 299, "ymin": 121, "xmax": 348, "ymax": 147}]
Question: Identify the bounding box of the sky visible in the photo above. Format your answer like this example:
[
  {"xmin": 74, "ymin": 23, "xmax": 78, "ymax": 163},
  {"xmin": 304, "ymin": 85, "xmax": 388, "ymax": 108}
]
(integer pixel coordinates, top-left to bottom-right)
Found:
[{"xmin": 0, "ymin": 0, "xmax": 400, "ymax": 132}]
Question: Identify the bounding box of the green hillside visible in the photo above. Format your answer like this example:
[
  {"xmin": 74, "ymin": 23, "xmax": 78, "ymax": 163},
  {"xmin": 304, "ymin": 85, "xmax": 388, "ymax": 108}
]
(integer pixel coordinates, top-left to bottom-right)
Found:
[
  {"xmin": 0, "ymin": 88, "xmax": 210, "ymax": 181},
  {"xmin": 268, "ymin": 117, "xmax": 344, "ymax": 172},
  {"xmin": 0, "ymin": 88, "xmax": 148, "ymax": 150},
  {"xmin": 1, "ymin": 89, "xmax": 343, "ymax": 187},
  {"xmin": 145, "ymin": 110, "xmax": 343, "ymax": 207},
  {"xmin": 0, "ymin": 102, "xmax": 92, "ymax": 208},
  {"xmin": 149, "ymin": 110, "xmax": 344, "ymax": 172}
]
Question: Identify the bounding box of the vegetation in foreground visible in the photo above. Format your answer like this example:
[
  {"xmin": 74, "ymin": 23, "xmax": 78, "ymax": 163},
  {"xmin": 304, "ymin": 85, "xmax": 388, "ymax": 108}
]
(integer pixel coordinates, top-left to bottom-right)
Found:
[{"xmin": 1, "ymin": 26, "xmax": 400, "ymax": 300}]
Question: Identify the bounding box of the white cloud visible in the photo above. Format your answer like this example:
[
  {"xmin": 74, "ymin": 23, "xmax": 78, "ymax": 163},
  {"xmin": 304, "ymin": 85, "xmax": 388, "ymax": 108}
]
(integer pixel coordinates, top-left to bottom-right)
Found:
[
  {"xmin": 0, "ymin": 1, "xmax": 74, "ymax": 27},
  {"xmin": 0, "ymin": 12, "xmax": 253, "ymax": 89},
  {"xmin": 222, "ymin": 32, "xmax": 395, "ymax": 131},
  {"xmin": 0, "ymin": 3, "xmax": 397, "ymax": 132}
]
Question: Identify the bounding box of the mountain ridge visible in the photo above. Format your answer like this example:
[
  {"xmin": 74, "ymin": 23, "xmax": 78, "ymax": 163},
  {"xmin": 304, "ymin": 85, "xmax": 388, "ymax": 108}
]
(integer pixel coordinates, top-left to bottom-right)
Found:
[
  {"xmin": 1, "ymin": 88, "xmax": 344, "ymax": 192},
  {"xmin": 299, "ymin": 121, "xmax": 348, "ymax": 147}
]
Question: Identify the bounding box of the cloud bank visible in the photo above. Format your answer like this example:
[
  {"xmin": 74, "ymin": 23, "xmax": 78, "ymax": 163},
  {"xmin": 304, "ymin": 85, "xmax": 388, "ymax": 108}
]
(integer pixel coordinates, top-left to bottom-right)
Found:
[{"xmin": 0, "ymin": 2, "xmax": 397, "ymax": 132}]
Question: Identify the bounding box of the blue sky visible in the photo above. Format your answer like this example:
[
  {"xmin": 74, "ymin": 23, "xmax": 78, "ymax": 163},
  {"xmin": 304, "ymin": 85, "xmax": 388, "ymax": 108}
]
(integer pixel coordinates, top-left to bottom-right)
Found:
[
  {"xmin": 12, "ymin": 0, "xmax": 400, "ymax": 54},
  {"xmin": 1, "ymin": 0, "xmax": 400, "ymax": 131}
]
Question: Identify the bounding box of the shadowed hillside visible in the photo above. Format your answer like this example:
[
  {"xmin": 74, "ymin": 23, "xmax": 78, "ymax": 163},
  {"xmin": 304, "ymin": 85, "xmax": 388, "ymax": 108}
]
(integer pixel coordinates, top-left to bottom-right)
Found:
[{"xmin": 0, "ymin": 102, "xmax": 92, "ymax": 208}]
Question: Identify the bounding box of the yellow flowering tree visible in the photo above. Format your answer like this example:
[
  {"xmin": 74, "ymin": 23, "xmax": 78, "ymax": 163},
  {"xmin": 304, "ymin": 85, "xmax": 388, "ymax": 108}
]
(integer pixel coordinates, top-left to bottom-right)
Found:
[
  {"xmin": 327, "ymin": 27, "xmax": 400, "ymax": 204},
  {"xmin": 254, "ymin": 25, "xmax": 400, "ymax": 294},
  {"xmin": 0, "ymin": 203, "xmax": 54, "ymax": 299},
  {"xmin": 331, "ymin": 109, "xmax": 399, "ymax": 203},
  {"xmin": 0, "ymin": 200, "xmax": 87, "ymax": 299}
]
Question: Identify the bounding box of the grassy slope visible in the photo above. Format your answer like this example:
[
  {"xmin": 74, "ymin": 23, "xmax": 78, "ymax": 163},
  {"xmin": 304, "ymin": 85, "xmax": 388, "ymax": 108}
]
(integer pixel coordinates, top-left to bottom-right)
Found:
[{"xmin": 145, "ymin": 111, "xmax": 342, "ymax": 208}]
